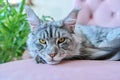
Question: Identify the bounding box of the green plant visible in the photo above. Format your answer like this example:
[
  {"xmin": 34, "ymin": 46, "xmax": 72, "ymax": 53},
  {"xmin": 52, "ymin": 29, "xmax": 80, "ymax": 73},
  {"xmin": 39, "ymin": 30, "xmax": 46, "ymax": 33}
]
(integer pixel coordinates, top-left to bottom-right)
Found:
[
  {"xmin": 41, "ymin": 15, "xmax": 54, "ymax": 22},
  {"xmin": 0, "ymin": 0, "xmax": 30, "ymax": 63}
]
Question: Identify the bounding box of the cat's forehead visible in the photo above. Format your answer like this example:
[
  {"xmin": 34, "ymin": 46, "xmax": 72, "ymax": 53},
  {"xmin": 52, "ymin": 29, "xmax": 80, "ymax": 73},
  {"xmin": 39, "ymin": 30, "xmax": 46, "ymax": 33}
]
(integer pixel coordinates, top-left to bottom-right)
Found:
[
  {"xmin": 35, "ymin": 23, "xmax": 71, "ymax": 39},
  {"xmin": 42, "ymin": 21, "xmax": 63, "ymax": 28}
]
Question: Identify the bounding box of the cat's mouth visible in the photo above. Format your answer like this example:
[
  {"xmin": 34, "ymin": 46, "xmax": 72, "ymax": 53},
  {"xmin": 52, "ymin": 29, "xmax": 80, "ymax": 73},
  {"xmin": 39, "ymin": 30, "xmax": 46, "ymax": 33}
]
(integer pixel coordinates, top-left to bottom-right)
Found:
[
  {"xmin": 46, "ymin": 60, "xmax": 60, "ymax": 65},
  {"xmin": 46, "ymin": 58, "xmax": 61, "ymax": 65},
  {"xmin": 35, "ymin": 55, "xmax": 61, "ymax": 64}
]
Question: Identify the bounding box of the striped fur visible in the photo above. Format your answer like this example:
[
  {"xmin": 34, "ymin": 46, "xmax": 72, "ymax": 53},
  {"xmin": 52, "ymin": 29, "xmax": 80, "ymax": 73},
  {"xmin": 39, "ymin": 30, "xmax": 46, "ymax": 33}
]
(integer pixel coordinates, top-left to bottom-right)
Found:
[
  {"xmin": 27, "ymin": 22, "xmax": 80, "ymax": 64},
  {"xmin": 26, "ymin": 7, "xmax": 120, "ymax": 64}
]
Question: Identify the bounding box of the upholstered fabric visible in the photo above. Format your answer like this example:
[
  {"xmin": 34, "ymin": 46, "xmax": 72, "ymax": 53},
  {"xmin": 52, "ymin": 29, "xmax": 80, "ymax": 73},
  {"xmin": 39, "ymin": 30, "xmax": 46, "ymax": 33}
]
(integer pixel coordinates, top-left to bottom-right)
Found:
[
  {"xmin": 1, "ymin": 59, "xmax": 120, "ymax": 80},
  {"xmin": 73, "ymin": 0, "xmax": 120, "ymax": 27}
]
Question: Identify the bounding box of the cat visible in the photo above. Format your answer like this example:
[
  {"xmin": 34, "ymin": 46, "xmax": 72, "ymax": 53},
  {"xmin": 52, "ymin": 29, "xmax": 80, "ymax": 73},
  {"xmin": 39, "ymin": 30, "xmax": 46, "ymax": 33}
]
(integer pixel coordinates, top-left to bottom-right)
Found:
[{"xmin": 25, "ymin": 6, "xmax": 120, "ymax": 65}]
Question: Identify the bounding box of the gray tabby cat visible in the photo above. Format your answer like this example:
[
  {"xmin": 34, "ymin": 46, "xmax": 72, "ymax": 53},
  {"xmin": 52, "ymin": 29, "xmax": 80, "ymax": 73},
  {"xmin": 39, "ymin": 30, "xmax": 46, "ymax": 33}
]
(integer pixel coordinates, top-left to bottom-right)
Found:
[{"xmin": 26, "ymin": 7, "xmax": 120, "ymax": 64}]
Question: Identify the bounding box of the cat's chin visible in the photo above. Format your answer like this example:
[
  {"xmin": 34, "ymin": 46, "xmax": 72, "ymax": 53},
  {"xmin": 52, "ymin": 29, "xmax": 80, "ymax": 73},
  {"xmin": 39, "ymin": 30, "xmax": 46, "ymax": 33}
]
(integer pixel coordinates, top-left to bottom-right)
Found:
[{"xmin": 46, "ymin": 61, "xmax": 60, "ymax": 65}]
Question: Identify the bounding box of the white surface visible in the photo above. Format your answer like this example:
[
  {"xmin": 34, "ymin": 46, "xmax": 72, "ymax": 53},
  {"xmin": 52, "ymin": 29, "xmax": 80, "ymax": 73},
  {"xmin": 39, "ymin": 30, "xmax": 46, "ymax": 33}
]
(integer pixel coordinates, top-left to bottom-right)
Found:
[{"xmin": 31, "ymin": 0, "xmax": 74, "ymax": 20}]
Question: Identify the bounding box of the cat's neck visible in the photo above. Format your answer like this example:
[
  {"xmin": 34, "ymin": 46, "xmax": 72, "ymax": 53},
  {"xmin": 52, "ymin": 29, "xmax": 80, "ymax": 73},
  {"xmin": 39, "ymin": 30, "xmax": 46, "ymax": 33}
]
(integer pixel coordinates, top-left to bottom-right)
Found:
[{"xmin": 65, "ymin": 34, "xmax": 81, "ymax": 58}]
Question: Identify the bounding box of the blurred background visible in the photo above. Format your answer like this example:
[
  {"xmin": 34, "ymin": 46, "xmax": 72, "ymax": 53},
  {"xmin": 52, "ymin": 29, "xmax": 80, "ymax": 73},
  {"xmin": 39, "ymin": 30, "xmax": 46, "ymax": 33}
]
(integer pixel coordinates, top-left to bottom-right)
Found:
[
  {"xmin": 9, "ymin": 0, "xmax": 74, "ymax": 20},
  {"xmin": 0, "ymin": 0, "xmax": 74, "ymax": 63}
]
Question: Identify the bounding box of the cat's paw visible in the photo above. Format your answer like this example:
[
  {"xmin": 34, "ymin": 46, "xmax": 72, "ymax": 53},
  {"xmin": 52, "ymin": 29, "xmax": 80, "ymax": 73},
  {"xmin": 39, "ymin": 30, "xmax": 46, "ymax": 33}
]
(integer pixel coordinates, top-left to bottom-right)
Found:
[{"xmin": 35, "ymin": 55, "xmax": 46, "ymax": 64}]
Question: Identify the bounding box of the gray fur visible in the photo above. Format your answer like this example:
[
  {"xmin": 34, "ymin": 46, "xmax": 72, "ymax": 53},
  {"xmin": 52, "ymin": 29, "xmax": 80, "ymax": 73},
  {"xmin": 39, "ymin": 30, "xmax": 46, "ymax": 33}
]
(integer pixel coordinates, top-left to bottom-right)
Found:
[
  {"xmin": 27, "ymin": 22, "xmax": 80, "ymax": 64},
  {"xmin": 75, "ymin": 25, "xmax": 120, "ymax": 60},
  {"xmin": 26, "ymin": 7, "xmax": 120, "ymax": 64}
]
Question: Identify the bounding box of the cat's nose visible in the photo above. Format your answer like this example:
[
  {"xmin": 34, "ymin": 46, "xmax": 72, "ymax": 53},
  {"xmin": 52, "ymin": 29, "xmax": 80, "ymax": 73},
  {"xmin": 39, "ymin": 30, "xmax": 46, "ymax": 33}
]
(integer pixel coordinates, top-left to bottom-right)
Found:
[{"xmin": 49, "ymin": 53, "xmax": 57, "ymax": 58}]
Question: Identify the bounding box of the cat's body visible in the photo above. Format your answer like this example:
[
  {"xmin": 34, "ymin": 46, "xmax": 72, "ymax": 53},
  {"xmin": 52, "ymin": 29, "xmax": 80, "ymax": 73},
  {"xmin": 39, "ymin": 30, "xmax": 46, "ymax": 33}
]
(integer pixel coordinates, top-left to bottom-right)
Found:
[
  {"xmin": 26, "ymin": 7, "xmax": 120, "ymax": 64},
  {"xmin": 74, "ymin": 25, "xmax": 120, "ymax": 60}
]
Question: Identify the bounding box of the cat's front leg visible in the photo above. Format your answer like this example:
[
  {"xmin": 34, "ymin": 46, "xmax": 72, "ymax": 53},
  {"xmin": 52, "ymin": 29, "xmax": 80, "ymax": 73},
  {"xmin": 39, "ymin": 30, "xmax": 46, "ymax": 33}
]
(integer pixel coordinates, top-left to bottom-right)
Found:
[
  {"xmin": 35, "ymin": 55, "xmax": 46, "ymax": 64},
  {"xmin": 83, "ymin": 48, "xmax": 114, "ymax": 60},
  {"xmin": 83, "ymin": 46, "xmax": 120, "ymax": 60}
]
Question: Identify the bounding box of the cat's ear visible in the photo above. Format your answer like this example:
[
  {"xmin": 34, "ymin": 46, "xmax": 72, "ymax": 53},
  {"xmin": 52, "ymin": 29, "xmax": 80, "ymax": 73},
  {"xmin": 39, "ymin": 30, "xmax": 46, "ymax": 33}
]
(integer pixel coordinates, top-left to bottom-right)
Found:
[
  {"xmin": 25, "ymin": 6, "xmax": 43, "ymax": 31},
  {"xmin": 63, "ymin": 9, "xmax": 80, "ymax": 32}
]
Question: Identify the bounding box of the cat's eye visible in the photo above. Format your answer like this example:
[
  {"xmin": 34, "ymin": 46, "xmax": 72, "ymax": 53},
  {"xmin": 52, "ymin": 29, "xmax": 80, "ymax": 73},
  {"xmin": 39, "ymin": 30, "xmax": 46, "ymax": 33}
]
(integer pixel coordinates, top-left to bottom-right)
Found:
[
  {"xmin": 58, "ymin": 37, "xmax": 65, "ymax": 44},
  {"xmin": 39, "ymin": 39, "xmax": 46, "ymax": 44}
]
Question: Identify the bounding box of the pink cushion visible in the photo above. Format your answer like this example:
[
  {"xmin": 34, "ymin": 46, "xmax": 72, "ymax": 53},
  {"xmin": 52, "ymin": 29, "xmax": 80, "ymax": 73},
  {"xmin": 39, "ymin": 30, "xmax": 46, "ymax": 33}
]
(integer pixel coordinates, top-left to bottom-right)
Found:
[
  {"xmin": 73, "ymin": 0, "xmax": 120, "ymax": 27},
  {"xmin": 0, "ymin": 59, "xmax": 120, "ymax": 80}
]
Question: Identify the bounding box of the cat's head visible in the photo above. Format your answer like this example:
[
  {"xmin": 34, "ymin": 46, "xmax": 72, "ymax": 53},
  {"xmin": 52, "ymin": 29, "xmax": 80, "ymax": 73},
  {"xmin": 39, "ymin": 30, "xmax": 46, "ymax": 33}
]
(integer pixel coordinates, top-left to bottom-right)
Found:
[{"xmin": 26, "ymin": 6, "xmax": 80, "ymax": 64}]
